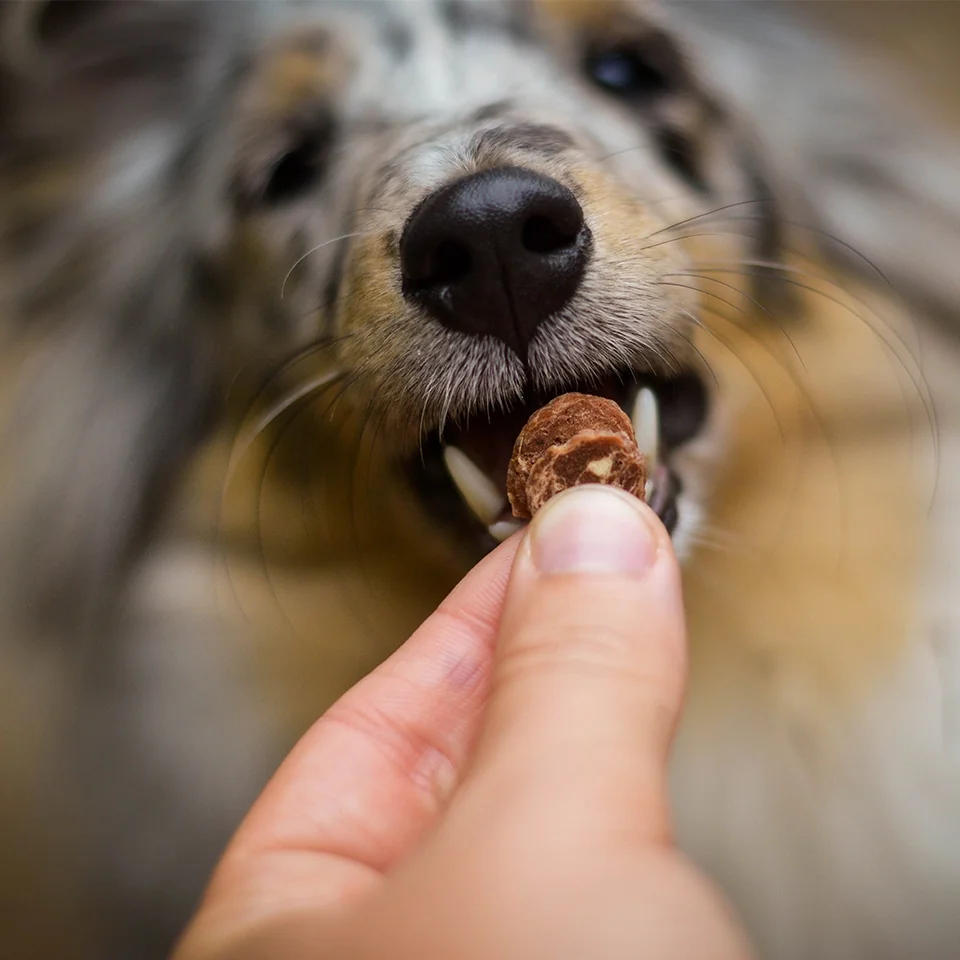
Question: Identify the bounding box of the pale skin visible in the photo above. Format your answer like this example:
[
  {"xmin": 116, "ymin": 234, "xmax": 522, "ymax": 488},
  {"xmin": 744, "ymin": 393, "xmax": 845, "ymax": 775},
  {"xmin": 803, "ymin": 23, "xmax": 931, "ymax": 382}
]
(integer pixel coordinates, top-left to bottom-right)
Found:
[{"xmin": 175, "ymin": 485, "xmax": 755, "ymax": 960}]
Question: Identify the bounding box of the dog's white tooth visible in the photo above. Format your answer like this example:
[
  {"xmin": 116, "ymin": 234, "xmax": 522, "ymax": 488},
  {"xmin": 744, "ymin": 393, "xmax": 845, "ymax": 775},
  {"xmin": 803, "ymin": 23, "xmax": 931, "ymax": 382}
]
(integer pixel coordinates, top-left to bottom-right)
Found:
[
  {"xmin": 442, "ymin": 446, "xmax": 506, "ymax": 525},
  {"xmin": 489, "ymin": 519, "xmax": 524, "ymax": 542},
  {"xmin": 644, "ymin": 477, "xmax": 655, "ymax": 502},
  {"xmin": 632, "ymin": 387, "xmax": 660, "ymax": 467}
]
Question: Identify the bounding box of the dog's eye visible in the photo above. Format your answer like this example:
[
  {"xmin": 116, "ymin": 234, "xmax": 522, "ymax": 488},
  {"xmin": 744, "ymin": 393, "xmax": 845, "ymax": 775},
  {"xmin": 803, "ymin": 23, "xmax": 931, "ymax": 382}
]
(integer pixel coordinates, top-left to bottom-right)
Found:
[
  {"xmin": 261, "ymin": 131, "xmax": 330, "ymax": 205},
  {"xmin": 585, "ymin": 46, "xmax": 672, "ymax": 99}
]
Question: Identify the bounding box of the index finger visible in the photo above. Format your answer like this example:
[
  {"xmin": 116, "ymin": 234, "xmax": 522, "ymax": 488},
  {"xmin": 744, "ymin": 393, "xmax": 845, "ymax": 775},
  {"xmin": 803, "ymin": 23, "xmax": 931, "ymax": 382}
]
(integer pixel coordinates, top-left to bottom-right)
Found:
[{"xmin": 202, "ymin": 535, "xmax": 520, "ymax": 914}]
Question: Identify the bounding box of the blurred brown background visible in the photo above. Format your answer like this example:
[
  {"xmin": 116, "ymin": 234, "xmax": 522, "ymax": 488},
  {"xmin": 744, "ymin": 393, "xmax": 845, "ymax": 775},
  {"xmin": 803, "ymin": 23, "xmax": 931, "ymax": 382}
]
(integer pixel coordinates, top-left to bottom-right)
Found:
[{"xmin": 795, "ymin": 0, "xmax": 960, "ymax": 124}]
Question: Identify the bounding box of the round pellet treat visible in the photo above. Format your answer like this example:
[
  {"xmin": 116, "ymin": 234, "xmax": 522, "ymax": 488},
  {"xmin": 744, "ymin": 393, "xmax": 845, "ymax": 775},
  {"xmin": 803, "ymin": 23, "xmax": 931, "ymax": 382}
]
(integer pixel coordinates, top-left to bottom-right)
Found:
[{"xmin": 507, "ymin": 393, "xmax": 647, "ymax": 519}]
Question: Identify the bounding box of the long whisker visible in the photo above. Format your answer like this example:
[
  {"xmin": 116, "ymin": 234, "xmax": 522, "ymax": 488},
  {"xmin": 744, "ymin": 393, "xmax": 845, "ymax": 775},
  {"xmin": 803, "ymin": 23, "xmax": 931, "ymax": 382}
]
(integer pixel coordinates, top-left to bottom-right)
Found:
[
  {"xmin": 644, "ymin": 198, "xmax": 778, "ymax": 240},
  {"xmin": 281, "ymin": 231, "xmax": 370, "ymax": 299},
  {"xmin": 673, "ymin": 328, "xmax": 720, "ymax": 390},
  {"xmin": 631, "ymin": 218, "xmax": 934, "ymax": 440},
  {"xmin": 228, "ymin": 333, "xmax": 352, "ymax": 441},
  {"xmin": 663, "ymin": 273, "xmax": 807, "ymax": 372},
  {"xmin": 642, "ymin": 230, "xmax": 756, "ymax": 253},
  {"xmin": 658, "ymin": 213, "xmax": 934, "ymax": 363},
  {"xmin": 676, "ymin": 293, "xmax": 858, "ymax": 572},
  {"xmin": 692, "ymin": 267, "xmax": 938, "ymax": 462},
  {"xmin": 697, "ymin": 261, "xmax": 923, "ymax": 356},
  {"xmin": 213, "ymin": 368, "xmax": 360, "ymax": 632},
  {"xmin": 677, "ymin": 302, "xmax": 839, "ymax": 571},
  {"xmin": 247, "ymin": 373, "xmax": 368, "ymax": 643},
  {"xmin": 673, "ymin": 303, "xmax": 790, "ymax": 449},
  {"xmin": 224, "ymin": 368, "xmax": 347, "ymax": 489},
  {"xmin": 676, "ymin": 212, "xmax": 912, "ymax": 308}
]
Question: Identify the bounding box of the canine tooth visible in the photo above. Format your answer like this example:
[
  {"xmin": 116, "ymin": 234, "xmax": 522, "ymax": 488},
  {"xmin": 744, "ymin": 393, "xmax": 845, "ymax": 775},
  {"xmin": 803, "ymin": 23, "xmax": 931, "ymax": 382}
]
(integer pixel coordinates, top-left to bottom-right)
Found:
[
  {"xmin": 644, "ymin": 477, "xmax": 656, "ymax": 502},
  {"xmin": 442, "ymin": 446, "xmax": 506, "ymax": 525},
  {"xmin": 632, "ymin": 387, "xmax": 660, "ymax": 467},
  {"xmin": 489, "ymin": 519, "xmax": 524, "ymax": 542}
]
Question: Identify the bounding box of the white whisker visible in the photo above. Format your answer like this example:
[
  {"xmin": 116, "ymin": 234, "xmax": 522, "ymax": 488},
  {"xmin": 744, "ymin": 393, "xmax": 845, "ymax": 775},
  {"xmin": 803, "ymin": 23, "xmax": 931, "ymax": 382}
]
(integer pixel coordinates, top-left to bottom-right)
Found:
[
  {"xmin": 280, "ymin": 231, "xmax": 369, "ymax": 299},
  {"xmin": 224, "ymin": 369, "xmax": 346, "ymax": 488}
]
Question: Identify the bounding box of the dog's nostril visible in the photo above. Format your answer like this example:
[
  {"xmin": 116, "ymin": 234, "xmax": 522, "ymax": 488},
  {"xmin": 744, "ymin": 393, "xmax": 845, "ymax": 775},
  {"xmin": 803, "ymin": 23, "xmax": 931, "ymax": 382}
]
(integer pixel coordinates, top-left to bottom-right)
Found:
[
  {"xmin": 400, "ymin": 166, "xmax": 591, "ymax": 360},
  {"xmin": 521, "ymin": 213, "xmax": 579, "ymax": 255}
]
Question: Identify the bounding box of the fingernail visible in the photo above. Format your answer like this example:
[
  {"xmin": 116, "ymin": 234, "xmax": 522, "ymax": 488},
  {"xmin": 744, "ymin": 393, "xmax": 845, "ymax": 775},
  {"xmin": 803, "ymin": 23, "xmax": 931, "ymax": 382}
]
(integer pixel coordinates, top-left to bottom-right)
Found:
[{"xmin": 530, "ymin": 486, "xmax": 659, "ymax": 575}]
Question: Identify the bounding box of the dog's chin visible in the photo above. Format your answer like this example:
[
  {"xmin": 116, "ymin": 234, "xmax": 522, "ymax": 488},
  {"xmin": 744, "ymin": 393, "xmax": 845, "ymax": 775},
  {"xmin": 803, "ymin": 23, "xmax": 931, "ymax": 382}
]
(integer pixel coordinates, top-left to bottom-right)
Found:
[{"xmin": 404, "ymin": 361, "xmax": 710, "ymax": 558}]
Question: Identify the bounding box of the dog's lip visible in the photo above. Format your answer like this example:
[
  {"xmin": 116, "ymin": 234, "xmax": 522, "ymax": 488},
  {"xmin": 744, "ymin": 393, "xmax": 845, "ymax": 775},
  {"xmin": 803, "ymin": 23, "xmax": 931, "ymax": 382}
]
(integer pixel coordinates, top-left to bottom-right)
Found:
[{"xmin": 431, "ymin": 369, "xmax": 706, "ymax": 540}]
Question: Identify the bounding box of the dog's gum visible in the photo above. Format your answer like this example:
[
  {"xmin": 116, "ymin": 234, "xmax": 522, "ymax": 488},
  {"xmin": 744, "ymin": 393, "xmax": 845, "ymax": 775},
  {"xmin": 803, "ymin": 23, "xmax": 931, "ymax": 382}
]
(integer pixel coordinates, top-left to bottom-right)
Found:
[{"xmin": 507, "ymin": 393, "xmax": 647, "ymax": 519}]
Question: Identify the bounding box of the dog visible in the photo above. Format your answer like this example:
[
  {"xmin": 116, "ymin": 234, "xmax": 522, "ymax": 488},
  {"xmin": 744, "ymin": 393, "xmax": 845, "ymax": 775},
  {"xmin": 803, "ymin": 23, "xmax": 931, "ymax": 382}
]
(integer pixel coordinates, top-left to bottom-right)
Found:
[{"xmin": 1, "ymin": 2, "xmax": 959, "ymax": 958}]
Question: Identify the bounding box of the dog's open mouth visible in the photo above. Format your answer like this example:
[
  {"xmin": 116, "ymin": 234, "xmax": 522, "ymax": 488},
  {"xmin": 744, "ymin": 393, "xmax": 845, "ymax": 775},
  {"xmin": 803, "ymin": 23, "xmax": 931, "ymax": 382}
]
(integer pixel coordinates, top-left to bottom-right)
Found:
[{"xmin": 409, "ymin": 368, "xmax": 708, "ymax": 548}]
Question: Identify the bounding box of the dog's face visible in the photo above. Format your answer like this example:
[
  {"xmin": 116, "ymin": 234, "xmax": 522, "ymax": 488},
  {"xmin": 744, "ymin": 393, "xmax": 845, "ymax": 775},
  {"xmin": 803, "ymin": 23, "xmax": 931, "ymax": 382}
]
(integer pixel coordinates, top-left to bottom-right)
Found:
[
  {"xmin": 221, "ymin": 0, "xmax": 786, "ymax": 560},
  {"xmin": 0, "ymin": 0, "xmax": 785, "ymax": 638}
]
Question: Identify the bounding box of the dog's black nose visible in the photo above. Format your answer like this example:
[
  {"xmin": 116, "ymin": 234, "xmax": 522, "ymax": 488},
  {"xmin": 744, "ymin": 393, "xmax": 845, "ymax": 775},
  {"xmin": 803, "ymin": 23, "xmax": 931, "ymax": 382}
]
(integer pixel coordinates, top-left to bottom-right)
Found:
[{"xmin": 400, "ymin": 166, "xmax": 591, "ymax": 360}]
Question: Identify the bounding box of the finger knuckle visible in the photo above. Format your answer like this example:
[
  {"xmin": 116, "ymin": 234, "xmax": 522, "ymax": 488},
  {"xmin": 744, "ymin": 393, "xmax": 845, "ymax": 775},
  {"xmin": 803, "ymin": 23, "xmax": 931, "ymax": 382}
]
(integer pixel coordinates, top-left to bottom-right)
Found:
[{"xmin": 499, "ymin": 616, "xmax": 639, "ymax": 685}]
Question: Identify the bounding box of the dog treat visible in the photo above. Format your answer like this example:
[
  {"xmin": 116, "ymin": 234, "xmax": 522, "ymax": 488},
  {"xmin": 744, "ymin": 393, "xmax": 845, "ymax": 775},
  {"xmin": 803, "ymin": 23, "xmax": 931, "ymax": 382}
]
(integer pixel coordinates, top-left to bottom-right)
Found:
[{"xmin": 507, "ymin": 392, "xmax": 647, "ymax": 519}]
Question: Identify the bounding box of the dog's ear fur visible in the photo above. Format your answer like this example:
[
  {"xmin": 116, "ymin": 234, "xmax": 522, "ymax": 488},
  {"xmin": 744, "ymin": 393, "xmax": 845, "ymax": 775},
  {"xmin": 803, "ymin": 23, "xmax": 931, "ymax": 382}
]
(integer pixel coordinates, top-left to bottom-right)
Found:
[
  {"xmin": 663, "ymin": 0, "xmax": 960, "ymax": 324},
  {"xmin": 0, "ymin": 1, "xmax": 250, "ymax": 650}
]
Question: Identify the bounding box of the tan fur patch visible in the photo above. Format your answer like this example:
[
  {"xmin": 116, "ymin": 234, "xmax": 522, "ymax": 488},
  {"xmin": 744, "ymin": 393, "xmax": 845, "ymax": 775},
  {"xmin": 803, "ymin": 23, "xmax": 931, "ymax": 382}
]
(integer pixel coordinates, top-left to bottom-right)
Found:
[
  {"xmin": 682, "ymin": 256, "xmax": 929, "ymax": 714},
  {"xmin": 538, "ymin": 0, "xmax": 630, "ymax": 31},
  {"xmin": 251, "ymin": 31, "xmax": 347, "ymax": 119}
]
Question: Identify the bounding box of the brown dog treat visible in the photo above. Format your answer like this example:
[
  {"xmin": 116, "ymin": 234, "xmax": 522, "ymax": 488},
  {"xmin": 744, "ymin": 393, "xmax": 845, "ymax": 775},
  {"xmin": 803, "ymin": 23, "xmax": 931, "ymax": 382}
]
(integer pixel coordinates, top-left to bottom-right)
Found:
[
  {"xmin": 507, "ymin": 393, "xmax": 647, "ymax": 519},
  {"xmin": 523, "ymin": 431, "xmax": 647, "ymax": 517}
]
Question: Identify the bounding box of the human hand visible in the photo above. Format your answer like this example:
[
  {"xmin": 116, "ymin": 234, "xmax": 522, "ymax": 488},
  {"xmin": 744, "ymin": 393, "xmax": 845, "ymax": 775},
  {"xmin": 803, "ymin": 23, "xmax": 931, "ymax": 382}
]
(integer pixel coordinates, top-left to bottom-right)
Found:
[{"xmin": 174, "ymin": 485, "xmax": 754, "ymax": 960}]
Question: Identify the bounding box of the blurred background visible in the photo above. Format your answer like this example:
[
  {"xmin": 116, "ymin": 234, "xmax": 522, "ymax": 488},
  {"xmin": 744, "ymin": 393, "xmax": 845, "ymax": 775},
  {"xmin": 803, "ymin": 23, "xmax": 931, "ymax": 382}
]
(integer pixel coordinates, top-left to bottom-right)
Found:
[
  {"xmin": 793, "ymin": 0, "xmax": 957, "ymax": 103},
  {"xmin": 1, "ymin": 3, "xmax": 958, "ymax": 959},
  {"xmin": 801, "ymin": 0, "xmax": 959, "ymax": 118}
]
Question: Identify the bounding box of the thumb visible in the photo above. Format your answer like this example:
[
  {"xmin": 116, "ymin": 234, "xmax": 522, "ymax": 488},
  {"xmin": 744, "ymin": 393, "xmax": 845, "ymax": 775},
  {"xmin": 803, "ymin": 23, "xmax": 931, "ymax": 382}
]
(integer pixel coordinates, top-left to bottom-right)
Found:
[{"xmin": 464, "ymin": 484, "xmax": 687, "ymax": 845}]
